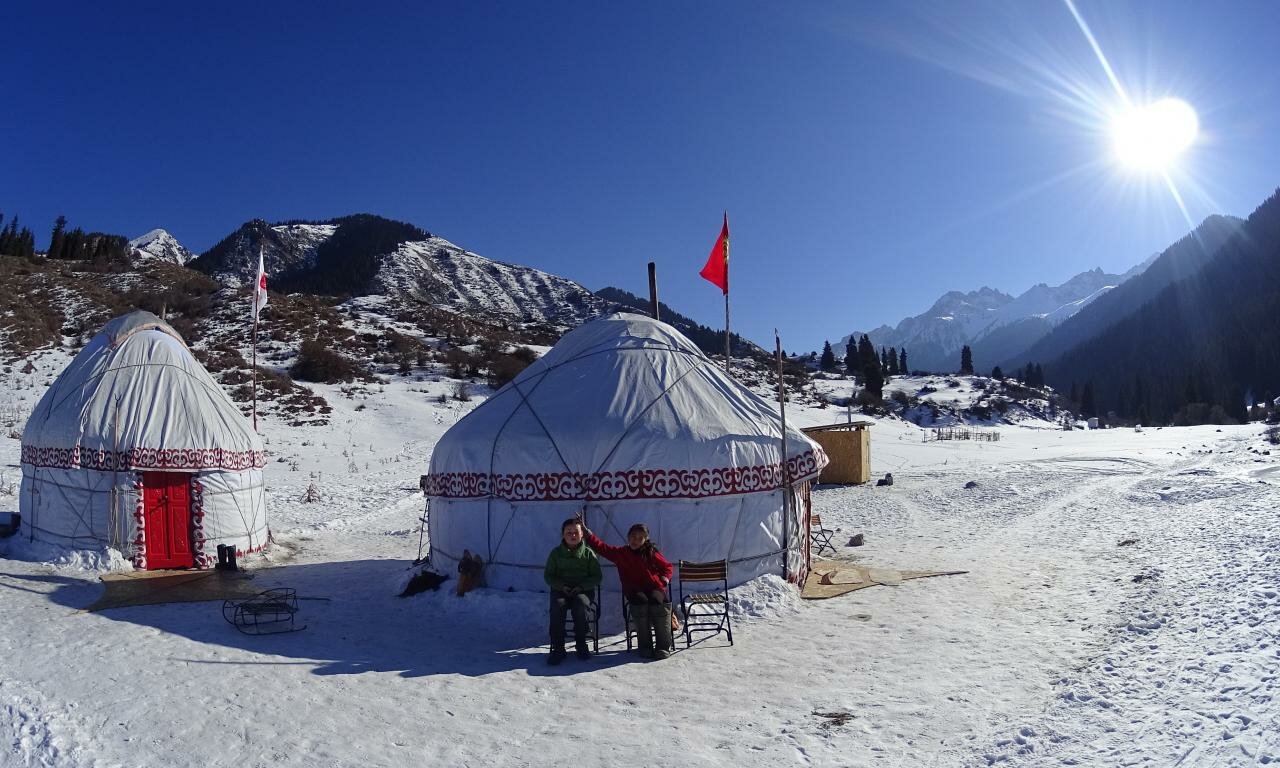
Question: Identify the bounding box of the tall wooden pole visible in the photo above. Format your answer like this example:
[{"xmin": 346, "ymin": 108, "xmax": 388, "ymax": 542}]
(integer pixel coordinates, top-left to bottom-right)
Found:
[
  {"xmin": 776, "ymin": 329, "xmax": 789, "ymax": 578},
  {"xmin": 724, "ymin": 293, "xmax": 731, "ymax": 373},
  {"xmin": 252, "ymin": 245, "xmax": 260, "ymax": 432},
  {"xmin": 647, "ymin": 261, "xmax": 660, "ymax": 321}
]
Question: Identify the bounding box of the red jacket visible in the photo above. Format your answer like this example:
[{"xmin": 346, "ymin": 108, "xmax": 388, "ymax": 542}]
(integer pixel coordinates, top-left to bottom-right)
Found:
[{"xmin": 584, "ymin": 530, "xmax": 673, "ymax": 595}]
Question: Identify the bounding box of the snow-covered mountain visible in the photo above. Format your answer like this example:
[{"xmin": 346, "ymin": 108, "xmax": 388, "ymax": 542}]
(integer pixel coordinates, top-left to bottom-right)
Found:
[
  {"xmin": 373, "ymin": 237, "xmax": 603, "ymax": 325},
  {"xmin": 843, "ymin": 267, "xmax": 1138, "ymax": 373},
  {"xmin": 188, "ymin": 216, "xmax": 604, "ymax": 329},
  {"xmin": 128, "ymin": 229, "xmax": 194, "ymax": 265}
]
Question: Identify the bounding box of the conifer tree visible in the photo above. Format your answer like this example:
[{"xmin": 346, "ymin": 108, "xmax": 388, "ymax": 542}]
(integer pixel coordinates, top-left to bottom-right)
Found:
[
  {"xmin": 898, "ymin": 348, "xmax": 907, "ymax": 374},
  {"xmin": 959, "ymin": 345, "xmax": 974, "ymax": 375},
  {"xmin": 858, "ymin": 335, "xmax": 884, "ymax": 398},
  {"xmin": 1081, "ymin": 382, "xmax": 1097, "ymax": 417},
  {"xmin": 844, "ymin": 341, "xmax": 857, "ymax": 375},
  {"xmin": 48, "ymin": 215, "xmax": 67, "ymax": 260},
  {"xmin": 820, "ymin": 341, "xmax": 837, "ymax": 372},
  {"xmin": 992, "ymin": 366, "xmax": 1004, "ymax": 380},
  {"xmin": 887, "ymin": 346, "xmax": 899, "ymax": 375}
]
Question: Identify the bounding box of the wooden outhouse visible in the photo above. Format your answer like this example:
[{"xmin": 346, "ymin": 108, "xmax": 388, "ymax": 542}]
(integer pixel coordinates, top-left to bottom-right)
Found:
[{"xmin": 801, "ymin": 421, "xmax": 873, "ymax": 485}]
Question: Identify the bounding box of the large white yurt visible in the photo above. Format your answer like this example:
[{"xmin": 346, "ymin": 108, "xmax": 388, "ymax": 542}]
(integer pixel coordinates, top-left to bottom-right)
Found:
[
  {"xmin": 424, "ymin": 312, "xmax": 828, "ymax": 592},
  {"xmin": 20, "ymin": 311, "xmax": 268, "ymax": 569}
]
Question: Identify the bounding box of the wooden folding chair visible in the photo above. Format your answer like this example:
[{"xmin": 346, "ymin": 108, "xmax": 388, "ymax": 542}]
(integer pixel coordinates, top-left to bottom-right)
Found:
[
  {"xmin": 677, "ymin": 560, "xmax": 733, "ymax": 647},
  {"xmin": 809, "ymin": 514, "xmax": 836, "ymax": 557}
]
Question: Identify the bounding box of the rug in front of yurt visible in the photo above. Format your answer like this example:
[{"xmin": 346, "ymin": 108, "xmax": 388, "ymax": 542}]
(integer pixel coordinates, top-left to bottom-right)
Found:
[
  {"xmin": 88, "ymin": 569, "xmax": 260, "ymax": 611},
  {"xmin": 801, "ymin": 560, "xmax": 967, "ymax": 600}
]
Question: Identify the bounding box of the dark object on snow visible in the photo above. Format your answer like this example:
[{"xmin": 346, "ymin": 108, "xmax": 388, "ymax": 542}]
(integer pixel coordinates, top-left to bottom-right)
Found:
[
  {"xmin": 215, "ymin": 544, "xmax": 238, "ymax": 571},
  {"xmin": 963, "ymin": 480, "xmax": 979, "ymax": 489},
  {"xmin": 1132, "ymin": 571, "xmax": 1159, "ymax": 584},
  {"xmin": 847, "ymin": 533, "xmax": 865, "ymax": 547},
  {"xmin": 875, "ymin": 473, "xmax": 894, "ymax": 487},
  {"xmin": 400, "ymin": 568, "xmax": 448, "ymax": 597},
  {"xmin": 1117, "ymin": 538, "xmax": 1138, "ymax": 547},
  {"xmin": 456, "ymin": 550, "xmax": 486, "ymax": 596},
  {"xmin": 222, "ymin": 588, "xmax": 304, "ymax": 634},
  {"xmin": 0, "ymin": 512, "xmax": 19, "ymax": 538}
]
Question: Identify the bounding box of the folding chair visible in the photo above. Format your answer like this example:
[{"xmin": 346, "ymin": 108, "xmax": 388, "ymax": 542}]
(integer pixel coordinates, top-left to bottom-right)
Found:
[
  {"xmin": 677, "ymin": 560, "xmax": 733, "ymax": 647},
  {"xmin": 561, "ymin": 584, "xmax": 600, "ymax": 653},
  {"xmin": 810, "ymin": 514, "xmax": 836, "ymax": 557},
  {"xmin": 622, "ymin": 585, "xmax": 672, "ymax": 651}
]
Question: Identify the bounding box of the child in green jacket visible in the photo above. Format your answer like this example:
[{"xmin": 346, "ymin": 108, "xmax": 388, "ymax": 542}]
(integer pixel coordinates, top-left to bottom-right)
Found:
[{"xmin": 544, "ymin": 517, "xmax": 603, "ymax": 665}]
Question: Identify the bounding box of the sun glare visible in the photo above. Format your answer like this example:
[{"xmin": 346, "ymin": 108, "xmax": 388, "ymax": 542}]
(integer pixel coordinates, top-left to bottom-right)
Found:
[{"xmin": 1110, "ymin": 98, "xmax": 1199, "ymax": 171}]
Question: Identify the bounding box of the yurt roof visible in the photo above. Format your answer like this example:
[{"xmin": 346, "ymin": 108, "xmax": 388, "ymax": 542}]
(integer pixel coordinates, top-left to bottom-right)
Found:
[
  {"xmin": 426, "ymin": 312, "xmax": 827, "ymax": 502},
  {"xmin": 21, "ymin": 310, "xmax": 265, "ymax": 472}
]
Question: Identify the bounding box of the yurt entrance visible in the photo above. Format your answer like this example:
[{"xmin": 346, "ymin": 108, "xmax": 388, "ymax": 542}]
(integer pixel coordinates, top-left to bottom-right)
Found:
[{"xmin": 141, "ymin": 472, "xmax": 194, "ymax": 569}]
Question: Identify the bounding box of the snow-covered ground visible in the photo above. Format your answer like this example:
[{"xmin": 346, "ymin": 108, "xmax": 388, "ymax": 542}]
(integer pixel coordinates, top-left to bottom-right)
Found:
[{"xmin": 2, "ymin": 359, "xmax": 1278, "ymax": 767}]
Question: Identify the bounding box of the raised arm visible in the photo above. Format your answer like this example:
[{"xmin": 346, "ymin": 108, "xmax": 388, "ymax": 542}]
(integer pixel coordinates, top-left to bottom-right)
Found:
[{"xmin": 583, "ymin": 529, "xmax": 626, "ymax": 563}]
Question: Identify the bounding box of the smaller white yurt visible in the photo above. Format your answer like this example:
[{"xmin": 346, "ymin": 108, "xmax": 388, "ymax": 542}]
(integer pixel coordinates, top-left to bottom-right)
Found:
[
  {"xmin": 424, "ymin": 312, "xmax": 829, "ymax": 592},
  {"xmin": 20, "ymin": 311, "xmax": 268, "ymax": 569}
]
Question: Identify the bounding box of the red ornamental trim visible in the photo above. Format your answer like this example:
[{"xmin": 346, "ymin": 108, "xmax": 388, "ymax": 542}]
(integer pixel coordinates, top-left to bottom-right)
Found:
[
  {"xmin": 190, "ymin": 477, "xmax": 208, "ymax": 569},
  {"xmin": 425, "ymin": 449, "xmax": 826, "ymax": 501},
  {"xmin": 20, "ymin": 444, "xmax": 266, "ymax": 472},
  {"xmin": 132, "ymin": 474, "xmax": 147, "ymax": 570}
]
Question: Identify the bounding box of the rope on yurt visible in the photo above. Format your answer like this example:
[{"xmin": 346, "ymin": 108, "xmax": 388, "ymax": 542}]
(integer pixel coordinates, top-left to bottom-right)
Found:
[
  {"xmin": 486, "ymin": 368, "xmax": 567, "ymax": 561},
  {"xmin": 587, "ymin": 356, "xmax": 701, "ymax": 477}
]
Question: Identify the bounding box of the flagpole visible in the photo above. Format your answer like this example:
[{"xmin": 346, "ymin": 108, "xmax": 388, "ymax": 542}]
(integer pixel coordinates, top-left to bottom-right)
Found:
[
  {"xmin": 724, "ymin": 293, "xmax": 730, "ymax": 373},
  {"xmin": 252, "ymin": 246, "xmax": 260, "ymax": 432}
]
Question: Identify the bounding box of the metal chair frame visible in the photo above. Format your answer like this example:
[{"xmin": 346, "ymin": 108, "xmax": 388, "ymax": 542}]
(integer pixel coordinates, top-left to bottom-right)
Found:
[
  {"xmin": 560, "ymin": 584, "xmax": 600, "ymax": 653},
  {"xmin": 810, "ymin": 514, "xmax": 837, "ymax": 557},
  {"xmin": 622, "ymin": 584, "xmax": 672, "ymax": 651},
  {"xmin": 677, "ymin": 560, "xmax": 733, "ymax": 647}
]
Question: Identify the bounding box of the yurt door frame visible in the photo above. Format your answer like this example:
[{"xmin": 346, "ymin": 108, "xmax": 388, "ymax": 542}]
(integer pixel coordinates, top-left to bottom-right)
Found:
[{"xmin": 141, "ymin": 471, "xmax": 194, "ymax": 569}]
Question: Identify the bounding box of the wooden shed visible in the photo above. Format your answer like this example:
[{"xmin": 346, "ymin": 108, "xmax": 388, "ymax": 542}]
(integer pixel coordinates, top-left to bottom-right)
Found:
[{"xmin": 801, "ymin": 421, "xmax": 873, "ymax": 485}]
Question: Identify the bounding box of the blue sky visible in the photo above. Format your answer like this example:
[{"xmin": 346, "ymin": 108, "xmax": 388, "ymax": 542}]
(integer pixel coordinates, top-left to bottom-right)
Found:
[{"xmin": 5, "ymin": 1, "xmax": 1278, "ymax": 352}]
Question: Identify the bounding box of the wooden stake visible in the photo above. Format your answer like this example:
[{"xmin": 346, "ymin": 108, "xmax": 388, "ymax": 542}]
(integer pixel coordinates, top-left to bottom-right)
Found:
[{"xmin": 647, "ymin": 262, "xmax": 660, "ymax": 321}]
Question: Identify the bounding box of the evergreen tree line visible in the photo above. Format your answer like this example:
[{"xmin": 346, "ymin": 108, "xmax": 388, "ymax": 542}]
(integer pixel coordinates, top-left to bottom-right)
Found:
[
  {"xmin": 44, "ymin": 215, "xmax": 130, "ymax": 264},
  {"xmin": 278, "ymin": 214, "xmax": 430, "ymax": 295},
  {"xmin": 1046, "ymin": 188, "xmax": 1280, "ymax": 425},
  {"xmin": 817, "ymin": 336, "xmax": 909, "ymax": 401},
  {"xmin": 0, "ymin": 212, "xmax": 37, "ymax": 258}
]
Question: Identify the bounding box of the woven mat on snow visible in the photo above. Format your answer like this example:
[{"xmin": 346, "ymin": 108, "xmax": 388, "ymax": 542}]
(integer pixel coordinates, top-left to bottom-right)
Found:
[
  {"xmin": 801, "ymin": 559, "xmax": 967, "ymax": 600},
  {"xmin": 87, "ymin": 569, "xmax": 260, "ymax": 612}
]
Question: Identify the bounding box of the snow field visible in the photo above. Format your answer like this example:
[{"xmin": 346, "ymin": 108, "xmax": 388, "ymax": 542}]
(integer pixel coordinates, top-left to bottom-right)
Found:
[{"xmin": 1, "ymin": 362, "xmax": 1277, "ymax": 766}]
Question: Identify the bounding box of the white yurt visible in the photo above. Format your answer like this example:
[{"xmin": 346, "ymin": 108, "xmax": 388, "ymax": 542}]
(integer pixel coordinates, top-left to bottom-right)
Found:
[
  {"xmin": 19, "ymin": 310, "xmax": 268, "ymax": 569},
  {"xmin": 424, "ymin": 312, "xmax": 828, "ymax": 592}
]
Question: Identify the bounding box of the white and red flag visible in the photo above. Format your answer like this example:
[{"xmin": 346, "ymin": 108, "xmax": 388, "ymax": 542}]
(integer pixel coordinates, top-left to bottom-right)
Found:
[{"xmin": 253, "ymin": 247, "xmax": 268, "ymax": 318}]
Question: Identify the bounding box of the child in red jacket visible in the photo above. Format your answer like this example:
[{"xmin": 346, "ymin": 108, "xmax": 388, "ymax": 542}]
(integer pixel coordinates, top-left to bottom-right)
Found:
[{"xmin": 582, "ymin": 520, "xmax": 675, "ymax": 659}]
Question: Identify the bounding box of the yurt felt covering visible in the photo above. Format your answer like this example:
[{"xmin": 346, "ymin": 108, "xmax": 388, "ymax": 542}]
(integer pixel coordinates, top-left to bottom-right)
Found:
[
  {"xmin": 425, "ymin": 313, "xmax": 828, "ymax": 591},
  {"xmin": 19, "ymin": 311, "xmax": 267, "ymax": 568}
]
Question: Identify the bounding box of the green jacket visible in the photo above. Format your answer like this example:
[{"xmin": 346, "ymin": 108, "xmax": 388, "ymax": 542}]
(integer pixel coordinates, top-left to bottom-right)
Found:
[{"xmin": 544, "ymin": 541, "xmax": 602, "ymax": 591}]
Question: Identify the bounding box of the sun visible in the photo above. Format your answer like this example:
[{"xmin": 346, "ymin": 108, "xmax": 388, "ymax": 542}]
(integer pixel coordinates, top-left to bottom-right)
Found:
[{"xmin": 1110, "ymin": 98, "xmax": 1199, "ymax": 171}]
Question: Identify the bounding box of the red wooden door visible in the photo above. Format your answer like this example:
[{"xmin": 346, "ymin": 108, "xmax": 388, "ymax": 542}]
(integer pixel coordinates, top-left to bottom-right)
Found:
[{"xmin": 142, "ymin": 472, "xmax": 193, "ymax": 569}]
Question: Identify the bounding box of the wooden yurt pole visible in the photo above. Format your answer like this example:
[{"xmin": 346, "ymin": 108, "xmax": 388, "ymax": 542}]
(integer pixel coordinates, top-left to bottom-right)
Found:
[
  {"xmin": 776, "ymin": 330, "xmax": 790, "ymax": 578},
  {"xmin": 647, "ymin": 262, "xmax": 660, "ymax": 321}
]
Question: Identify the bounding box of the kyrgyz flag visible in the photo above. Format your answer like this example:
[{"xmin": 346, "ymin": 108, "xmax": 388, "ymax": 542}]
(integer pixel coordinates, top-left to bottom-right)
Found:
[
  {"xmin": 699, "ymin": 212, "xmax": 729, "ymax": 294},
  {"xmin": 253, "ymin": 248, "xmax": 268, "ymax": 318}
]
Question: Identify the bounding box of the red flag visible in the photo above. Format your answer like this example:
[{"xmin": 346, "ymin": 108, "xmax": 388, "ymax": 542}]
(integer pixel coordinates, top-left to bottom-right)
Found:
[
  {"xmin": 253, "ymin": 248, "xmax": 268, "ymax": 319},
  {"xmin": 699, "ymin": 212, "xmax": 729, "ymax": 294}
]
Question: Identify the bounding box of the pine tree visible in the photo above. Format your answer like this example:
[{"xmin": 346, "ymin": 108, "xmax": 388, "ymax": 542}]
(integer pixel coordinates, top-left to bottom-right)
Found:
[
  {"xmin": 844, "ymin": 341, "xmax": 857, "ymax": 375},
  {"xmin": 820, "ymin": 341, "xmax": 837, "ymax": 372},
  {"xmin": 858, "ymin": 335, "xmax": 884, "ymax": 399},
  {"xmin": 887, "ymin": 346, "xmax": 899, "ymax": 375},
  {"xmin": 1081, "ymin": 382, "xmax": 1097, "ymax": 417},
  {"xmin": 898, "ymin": 348, "xmax": 907, "ymax": 374},
  {"xmin": 48, "ymin": 215, "xmax": 67, "ymax": 260},
  {"xmin": 991, "ymin": 365, "xmax": 1004, "ymax": 380},
  {"xmin": 959, "ymin": 345, "xmax": 974, "ymax": 375}
]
